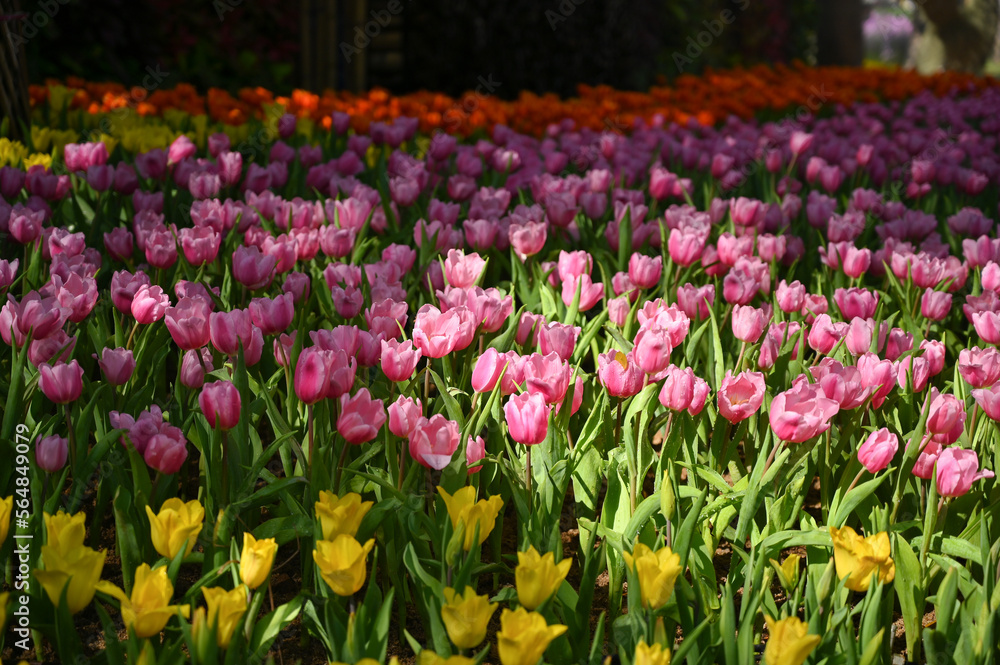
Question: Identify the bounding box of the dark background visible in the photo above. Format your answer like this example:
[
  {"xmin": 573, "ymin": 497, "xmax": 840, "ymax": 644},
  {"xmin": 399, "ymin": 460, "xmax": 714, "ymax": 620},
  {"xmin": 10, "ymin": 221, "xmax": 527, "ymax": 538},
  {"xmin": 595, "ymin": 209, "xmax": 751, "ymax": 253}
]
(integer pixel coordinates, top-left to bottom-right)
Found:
[{"xmin": 22, "ymin": 0, "xmax": 819, "ymax": 97}]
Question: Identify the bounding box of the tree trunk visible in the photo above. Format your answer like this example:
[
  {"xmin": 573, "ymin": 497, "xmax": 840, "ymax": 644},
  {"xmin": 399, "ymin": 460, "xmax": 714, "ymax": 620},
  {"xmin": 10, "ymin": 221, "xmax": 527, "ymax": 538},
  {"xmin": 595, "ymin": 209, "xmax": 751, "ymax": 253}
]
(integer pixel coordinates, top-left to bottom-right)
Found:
[
  {"xmin": 817, "ymin": 0, "xmax": 864, "ymax": 66},
  {"xmin": 914, "ymin": 0, "xmax": 999, "ymax": 73}
]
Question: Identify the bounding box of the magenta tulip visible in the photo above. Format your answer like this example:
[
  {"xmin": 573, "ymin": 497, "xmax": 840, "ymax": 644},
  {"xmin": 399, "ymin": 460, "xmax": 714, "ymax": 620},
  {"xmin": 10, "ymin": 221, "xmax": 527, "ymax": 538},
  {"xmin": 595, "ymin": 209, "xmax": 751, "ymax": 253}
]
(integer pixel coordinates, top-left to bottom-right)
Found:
[
  {"xmin": 466, "ymin": 435, "xmax": 486, "ymax": 473},
  {"xmin": 36, "ymin": 434, "xmax": 68, "ymax": 472},
  {"xmin": 769, "ymin": 381, "xmax": 840, "ymax": 443},
  {"xmin": 381, "ymin": 338, "xmax": 422, "ymax": 383},
  {"xmin": 408, "ymin": 414, "xmax": 461, "ymax": 470},
  {"xmin": 388, "ymin": 395, "xmax": 423, "ymax": 438},
  {"xmin": 471, "ymin": 347, "xmax": 507, "ymax": 393},
  {"xmin": 732, "ymin": 305, "xmax": 767, "ymax": 344},
  {"xmin": 165, "ymin": 297, "xmax": 211, "ymax": 350},
  {"xmin": 97, "ymin": 347, "xmax": 135, "ymax": 385},
  {"xmin": 857, "ymin": 428, "xmax": 898, "ymax": 473},
  {"xmin": 597, "ymin": 350, "xmax": 644, "ymax": 398},
  {"xmin": 39, "ymin": 360, "xmax": 84, "ymax": 404},
  {"xmin": 504, "ymin": 391, "xmax": 552, "ymax": 446}
]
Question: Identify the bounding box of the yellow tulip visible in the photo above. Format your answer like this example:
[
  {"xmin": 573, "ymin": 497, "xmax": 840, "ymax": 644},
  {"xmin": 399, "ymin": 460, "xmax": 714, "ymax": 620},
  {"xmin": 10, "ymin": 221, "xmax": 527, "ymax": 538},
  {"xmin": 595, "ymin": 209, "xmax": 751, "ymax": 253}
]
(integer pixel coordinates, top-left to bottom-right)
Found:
[
  {"xmin": 120, "ymin": 564, "xmax": 190, "ymax": 638},
  {"xmin": 634, "ymin": 640, "xmax": 672, "ymax": 665},
  {"xmin": 0, "ymin": 591, "xmax": 9, "ymax": 629},
  {"xmin": 829, "ymin": 526, "xmax": 895, "ymax": 592},
  {"xmin": 313, "ymin": 535, "xmax": 375, "ymax": 596},
  {"xmin": 440, "ymin": 586, "xmax": 497, "ymax": 649},
  {"xmin": 417, "ymin": 651, "xmax": 476, "ymax": 665},
  {"xmin": 623, "ymin": 543, "xmax": 683, "ymax": 609},
  {"xmin": 43, "ymin": 510, "xmax": 87, "ymax": 550},
  {"xmin": 764, "ymin": 616, "xmax": 820, "ymax": 665},
  {"xmin": 496, "ymin": 607, "xmax": 567, "ymax": 665},
  {"xmin": 770, "ymin": 554, "xmax": 801, "ymax": 590},
  {"xmin": 515, "ymin": 546, "xmax": 572, "ymax": 610},
  {"xmin": 437, "ymin": 486, "xmax": 504, "ymax": 550},
  {"xmin": 240, "ymin": 533, "xmax": 278, "ymax": 590},
  {"xmin": 315, "ymin": 491, "xmax": 373, "ymax": 540},
  {"xmin": 199, "ymin": 585, "xmax": 248, "ymax": 649},
  {"xmin": 146, "ymin": 498, "xmax": 205, "ymax": 560},
  {"xmin": 0, "ymin": 496, "xmax": 12, "ymax": 546},
  {"xmin": 34, "ymin": 541, "xmax": 116, "ymax": 614}
]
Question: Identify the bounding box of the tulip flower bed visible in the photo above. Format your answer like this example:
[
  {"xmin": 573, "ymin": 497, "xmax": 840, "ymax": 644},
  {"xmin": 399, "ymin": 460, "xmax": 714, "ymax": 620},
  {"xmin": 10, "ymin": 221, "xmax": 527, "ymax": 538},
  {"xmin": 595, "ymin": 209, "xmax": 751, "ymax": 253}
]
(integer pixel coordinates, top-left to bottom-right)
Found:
[{"xmin": 2, "ymin": 73, "xmax": 1000, "ymax": 665}]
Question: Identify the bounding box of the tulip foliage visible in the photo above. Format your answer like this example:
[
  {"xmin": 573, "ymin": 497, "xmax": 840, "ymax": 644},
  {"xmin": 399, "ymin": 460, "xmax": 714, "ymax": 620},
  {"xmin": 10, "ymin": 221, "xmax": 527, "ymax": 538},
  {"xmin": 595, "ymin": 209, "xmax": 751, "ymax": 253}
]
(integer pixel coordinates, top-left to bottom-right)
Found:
[{"xmin": 4, "ymin": 70, "xmax": 1000, "ymax": 665}]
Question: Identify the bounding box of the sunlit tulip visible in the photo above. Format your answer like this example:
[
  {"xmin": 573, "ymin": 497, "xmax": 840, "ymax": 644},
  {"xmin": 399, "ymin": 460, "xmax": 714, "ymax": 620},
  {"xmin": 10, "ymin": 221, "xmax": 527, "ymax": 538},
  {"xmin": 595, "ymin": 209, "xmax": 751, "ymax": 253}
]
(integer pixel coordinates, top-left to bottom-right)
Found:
[
  {"xmin": 198, "ymin": 585, "xmax": 248, "ymax": 648},
  {"xmin": 145, "ymin": 498, "xmax": 205, "ymax": 559},
  {"xmin": 829, "ymin": 526, "xmax": 895, "ymax": 592},
  {"xmin": 440, "ymin": 586, "xmax": 497, "ymax": 649},
  {"xmin": 119, "ymin": 563, "xmax": 189, "ymax": 637},
  {"xmin": 240, "ymin": 533, "xmax": 278, "ymax": 590},
  {"xmin": 763, "ymin": 615, "xmax": 820, "ymax": 665},
  {"xmin": 623, "ymin": 543, "xmax": 682, "ymax": 609},
  {"xmin": 313, "ymin": 534, "xmax": 376, "ymax": 596},
  {"xmin": 515, "ymin": 546, "xmax": 571, "ymax": 610},
  {"xmin": 437, "ymin": 485, "xmax": 504, "ymax": 550},
  {"xmin": 315, "ymin": 491, "xmax": 373, "ymax": 541},
  {"xmin": 633, "ymin": 640, "xmax": 673, "ymax": 665},
  {"xmin": 496, "ymin": 607, "xmax": 568, "ymax": 665}
]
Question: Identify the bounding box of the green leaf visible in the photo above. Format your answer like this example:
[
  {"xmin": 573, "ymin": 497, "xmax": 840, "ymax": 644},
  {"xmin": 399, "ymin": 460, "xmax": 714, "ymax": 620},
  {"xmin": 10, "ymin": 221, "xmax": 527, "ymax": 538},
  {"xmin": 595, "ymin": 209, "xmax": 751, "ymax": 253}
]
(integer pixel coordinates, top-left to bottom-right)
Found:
[{"xmin": 249, "ymin": 595, "xmax": 303, "ymax": 659}]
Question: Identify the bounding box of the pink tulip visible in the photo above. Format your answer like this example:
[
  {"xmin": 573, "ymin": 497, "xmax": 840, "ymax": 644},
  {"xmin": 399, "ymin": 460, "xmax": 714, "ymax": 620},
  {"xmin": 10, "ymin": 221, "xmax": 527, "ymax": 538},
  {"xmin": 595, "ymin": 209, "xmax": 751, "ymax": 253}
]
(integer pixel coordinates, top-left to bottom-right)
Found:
[
  {"xmin": 326, "ymin": 350, "xmax": 357, "ymax": 399},
  {"xmin": 273, "ymin": 332, "xmax": 296, "ymax": 367},
  {"xmin": 381, "ymin": 338, "xmax": 422, "ymax": 382},
  {"xmin": 807, "ymin": 314, "xmax": 848, "ymax": 355},
  {"xmin": 210, "ymin": 309, "xmax": 253, "ymax": 356},
  {"xmin": 769, "ymin": 381, "xmax": 840, "ymax": 443},
  {"xmin": 516, "ymin": 312, "xmax": 545, "ymax": 347},
  {"xmin": 844, "ymin": 317, "xmax": 874, "ymax": 356},
  {"xmin": 896, "ymin": 356, "xmax": 931, "ymax": 393},
  {"xmin": 249, "ymin": 293, "xmax": 295, "ymax": 335},
  {"xmin": 959, "ymin": 347, "xmax": 1000, "ymax": 388},
  {"xmin": 471, "ymin": 347, "xmax": 508, "ymax": 393},
  {"xmin": 533, "ymin": 322, "xmax": 579, "ymax": 361},
  {"xmin": 412, "ymin": 304, "xmax": 476, "ymax": 358},
  {"xmin": 97, "ymin": 347, "xmax": 135, "ymax": 385},
  {"xmin": 232, "ymin": 245, "xmax": 277, "ymax": 290},
  {"xmin": 179, "ymin": 226, "xmax": 221, "ymax": 266},
  {"xmin": 920, "ymin": 288, "xmax": 951, "ymax": 321},
  {"xmin": 722, "ymin": 264, "xmax": 759, "ymax": 305},
  {"xmin": 972, "ymin": 311, "xmax": 1000, "ymax": 344},
  {"xmin": 658, "ymin": 366, "xmax": 706, "ymax": 414},
  {"xmin": 144, "ymin": 432, "xmax": 188, "ymax": 475},
  {"xmin": 131, "ymin": 285, "xmax": 170, "ymax": 324},
  {"xmin": 814, "ymin": 363, "xmax": 870, "ymax": 410},
  {"xmin": 801, "ymin": 293, "xmax": 828, "ymax": 322},
  {"xmin": 608, "ymin": 296, "xmax": 630, "ymax": 326},
  {"xmin": 466, "ymin": 435, "xmax": 486, "ymax": 473},
  {"xmin": 597, "ymin": 350, "xmax": 644, "ymax": 398},
  {"xmin": 561, "ymin": 275, "xmax": 604, "ymax": 311},
  {"xmin": 444, "ymin": 249, "xmax": 487, "ymax": 288},
  {"xmin": 36, "ymin": 434, "xmax": 68, "ymax": 472},
  {"xmin": 857, "ymin": 428, "xmax": 898, "ymax": 473},
  {"xmin": 39, "ymin": 360, "xmax": 84, "ymax": 404},
  {"xmin": 935, "ymin": 448, "xmax": 994, "ymax": 497},
  {"xmin": 294, "ymin": 347, "xmax": 330, "ymax": 405},
  {"xmin": 29, "ymin": 331, "xmax": 75, "ymax": 367},
  {"xmin": 180, "ymin": 348, "xmax": 213, "ymax": 389},
  {"xmin": 111, "ymin": 270, "xmax": 151, "ymax": 315},
  {"xmin": 834, "ymin": 287, "xmax": 879, "ymax": 321},
  {"xmin": 509, "ymin": 220, "xmax": 547, "ymax": 260},
  {"xmin": 732, "ymin": 305, "xmax": 767, "ymax": 344},
  {"xmin": 676, "ymin": 283, "xmax": 714, "ymax": 321},
  {"xmin": 632, "ymin": 326, "xmax": 673, "ymax": 376},
  {"xmin": 628, "ymin": 253, "xmax": 662, "ymax": 289},
  {"xmin": 388, "ymin": 396, "xmax": 423, "ymax": 438},
  {"xmin": 920, "ymin": 340, "xmax": 945, "ymax": 377},
  {"xmin": 338, "ymin": 389, "xmax": 386, "ymax": 444},
  {"xmin": 521, "ymin": 352, "xmax": 572, "ymax": 404},
  {"xmin": 408, "ymin": 414, "xmax": 461, "ymax": 470},
  {"xmin": 199, "ymin": 380, "xmax": 241, "ymax": 430},
  {"xmin": 884, "ymin": 327, "xmax": 914, "ymax": 361},
  {"xmin": 283, "ymin": 272, "xmax": 311, "ymax": 305},
  {"xmin": 926, "ymin": 389, "xmax": 966, "ymax": 438},
  {"xmin": 504, "ymin": 391, "xmax": 552, "ymax": 446},
  {"xmin": 165, "ymin": 297, "xmax": 211, "ymax": 350},
  {"xmin": 775, "ymin": 280, "xmax": 806, "ymax": 314},
  {"xmin": 717, "ymin": 370, "xmax": 766, "ymax": 423},
  {"xmin": 668, "ymin": 227, "xmax": 707, "ymax": 267}
]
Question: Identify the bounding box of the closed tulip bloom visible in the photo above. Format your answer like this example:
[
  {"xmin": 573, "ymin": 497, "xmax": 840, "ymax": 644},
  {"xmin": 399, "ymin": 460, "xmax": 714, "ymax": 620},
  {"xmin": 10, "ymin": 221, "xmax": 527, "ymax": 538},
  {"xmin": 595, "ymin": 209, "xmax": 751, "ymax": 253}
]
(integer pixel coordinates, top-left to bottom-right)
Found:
[
  {"xmin": 165, "ymin": 297, "xmax": 211, "ymax": 350},
  {"xmin": 496, "ymin": 608, "xmax": 568, "ymax": 665},
  {"xmin": 521, "ymin": 352, "xmax": 572, "ymax": 404},
  {"xmin": 732, "ymin": 304, "xmax": 767, "ymax": 343},
  {"xmin": 381, "ymin": 338, "xmax": 422, "ymax": 382},
  {"xmin": 769, "ymin": 381, "xmax": 840, "ymax": 443},
  {"xmin": 441, "ymin": 586, "xmax": 497, "ymax": 649},
  {"xmin": 920, "ymin": 288, "xmax": 951, "ymax": 321},
  {"xmin": 857, "ymin": 428, "xmax": 898, "ymax": 473},
  {"xmin": 959, "ymin": 347, "xmax": 1000, "ymax": 388},
  {"xmin": 830, "ymin": 526, "xmax": 895, "ymax": 592},
  {"xmin": 536, "ymin": 321, "xmax": 580, "ymax": 361},
  {"xmin": 131, "ymin": 284, "xmax": 170, "ymax": 323},
  {"xmin": 199, "ymin": 585, "xmax": 248, "ymax": 649},
  {"xmin": 232, "ymin": 245, "xmax": 277, "ymax": 290},
  {"xmin": 145, "ymin": 498, "xmax": 205, "ymax": 559},
  {"xmin": 926, "ymin": 389, "xmax": 965, "ymax": 437},
  {"xmin": 509, "ymin": 220, "xmax": 547, "ymax": 260},
  {"xmin": 39, "ymin": 360, "xmax": 83, "ymax": 404},
  {"xmin": 444, "ymin": 249, "xmax": 487, "ymax": 288},
  {"xmin": 409, "ymin": 414, "xmax": 461, "ymax": 470},
  {"xmin": 807, "ymin": 314, "xmax": 848, "ymax": 355},
  {"xmin": 763, "ymin": 616, "xmax": 820, "ymax": 665},
  {"xmin": 971, "ymin": 383, "xmax": 1000, "ymax": 421},
  {"xmin": 628, "ymin": 252, "xmax": 662, "ymax": 289},
  {"xmin": 119, "ymin": 563, "xmax": 189, "ymax": 638},
  {"xmin": 471, "ymin": 347, "xmax": 508, "ymax": 393},
  {"xmin": 437, "ymin": 485, "xmax": 504, "ymax": 550},
  {"xmin": 972, "ymin": 311, "xmax": 1000, "ymax": 344},
  {"xmin": 326, "ymin": 349, "xmax": 357, "ymax": 398},
  {"xmin": 294, "ymin": 347, "xmax": 330, "ymax": 404},
  {"xmin": 623, "ymin": 543, "xmax": 682, "ymax": 609},
  {"xmin": 249, "ymin": 293, "xmax": 295, "ymax": 335},
  {"xmin": 717, "ymin": 370, "xmax": 766, "ymax": 423},
  {"xmin": 935, "ymin": 447, "xmax": 995, "ymax": 497},
  {"xmin": 844, "ymin": 317, "xmax": 874, "ymax": 355},
  {"xmin": 34, "ymin": 541, "xmax": 112, "ymax": 614},
  {"xmin": 199, "ymin": 380, "xmax": 241, "ymax": 430},
  {"xmin": 504, "ymin": 392, "xmax": 552, "ymax": 445},
  {"xmin": 181, "ymin": 348, "xmax": 213, "ymax": 389},
  {"xmin": 240, "ymin": 533, "xmax": 278, "ymax": 589},
  {"xmin": 561, "ymin": 274, "xmax": 604, "ymax": 311},
  {"xmin": 633, "ymin": 640, "xmax": 673, "ymax": 665},
  {"xmin": 598, "ymin": 350, "xmax": 644, "ymax": 397},
  {"xmin": 315, "ymin": 491, "xmax": 373, "ymax": 541},
  {"xmin": 313, "ymin": 534, "xmax": 376, "ymax": 596},
  {"xmin": 0, "ymin": 496, "xmax": 10, "ymax": 546},
  {"xmin": 466, "ymin": 435, "xmax": 486, "ymax": 473},
  {"xmin": 338, "ymin": 389, "xmax": 386, "ymax": 444},
  {"xmin": 633, "ymin": 326, "xmax": 673, "ymax": 375},
  {"xmin": 515, "ymin": 546, "xmax": 572, "ymax": 610},
  {"xmin": 96, "ymin": 347, "xmax": 135, "ymax": 385},
  {"xmin": 388, "ymin": 395, "xmax": 423, "ymax": 438},
  {"xmin": 36, "ymin": 434, "xmax": 68, "ymax": 472}
]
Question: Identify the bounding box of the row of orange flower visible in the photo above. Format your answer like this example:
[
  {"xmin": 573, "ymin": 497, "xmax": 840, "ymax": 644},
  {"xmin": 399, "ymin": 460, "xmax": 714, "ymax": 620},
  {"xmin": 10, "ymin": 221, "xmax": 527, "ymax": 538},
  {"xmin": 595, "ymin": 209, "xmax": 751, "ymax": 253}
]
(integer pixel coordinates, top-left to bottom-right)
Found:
[{"xmin": 29, "ymin": 63, "xmax": 1000, "ymax": 137}]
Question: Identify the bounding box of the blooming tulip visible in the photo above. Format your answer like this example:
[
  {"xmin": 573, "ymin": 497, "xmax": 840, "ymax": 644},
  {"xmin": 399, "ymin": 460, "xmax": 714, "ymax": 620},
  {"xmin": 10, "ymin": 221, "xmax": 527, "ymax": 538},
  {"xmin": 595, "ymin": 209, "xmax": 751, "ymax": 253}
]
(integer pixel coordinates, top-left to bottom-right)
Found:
[
  {"xmin": 338, "ymin": 389, "xmax": 386, "ymax": 444},
  {"xmin": 409, "ymin": 414, "xmax": 461, "ymax": 470},
  {"xmin": 763, "ymin": 616, "xmax": 820, "ymax": 665},
  {"xmin": 199, "ymin": 380, "xmax": 241, "ymax": 430},
  {"xmin": 829, "ymin": 526, "xmax": 894, "ymax": 592},
  {"xmin": 732, "ymin": 304, "xmax": 767, "ymax": 343},
  {"xmin": 935, "ymin": 447, "xmax": 995, "ymax": 497},
  {"xmin": 598, "ymin": 350, "xmax": 644, "ymax": 397},
  {"xmin": 313, "ymin": 534, "xmax": 376, "ymax": 596},
  {"xmin": 165, "ymin": 297, "xmax": 211, "ymax": 350},
  {"xmin": 96, "ymin": 347, "xmax": 135, "ymax": 385},
  {"xmin": 130, "ymin": 284, "xmax": 170, "ymax": 324},
  {"xmin": 515, "ymin": 546, "xmax": 571, "ymax": 610},
  {"xmin": 315, "ymin": 491, "xmax": 373, "ymax": 541},
  {"xmin": 717, "ymin": 370, "xmax": 766, "ymax": 423},
  {"xmin": 633, "ymin": 640, "xmax": 673, "ymax": 665},
  {"xmin": 496, "ymin": 608, "xmax": 568, "ymax": 665},
  {"xmin": 857, "ymin": 428, "xmax": 898, "ymax": 473},
  {"xmin": 198, "ymin": 586, "xmax": 248, "ymax": 648},
  {"xmin": 441, "ymin": 586, "xmax": 497, "ymax": 649},
  {"xmin": 381, "ymin": 338, "xmax": 422, "ymax": 382},
  {"xmin": 769, "ymin": 381, "xmax": 840, "ymax": 443},
  {"xmin": 388, "ymin": 395, "xmax": 423, "ymax": 439},
  {"xmin": 119, "ymin": 564, "xmax": 189, "ymax": 638},
  {"xmin": 39, "ymin": 360, "xmax": 83, "ymax": 404},
  {"xmin": 240, "ymin": 533, "xmax": 278, "ymax": 589},
  {"xmin": 622, "ymin": 543, "xmax": 682, "ymax": 609},
  {"xmin": 145, "ymin": 498, "xmax": 205, "ymax": 559},
  {"xmin": 504, "ymin": 392, "xmax": 552, "ymax": 445},
  {"xmin": 437, "ymin": 485, "xmax": 504, "ymax": 550}
]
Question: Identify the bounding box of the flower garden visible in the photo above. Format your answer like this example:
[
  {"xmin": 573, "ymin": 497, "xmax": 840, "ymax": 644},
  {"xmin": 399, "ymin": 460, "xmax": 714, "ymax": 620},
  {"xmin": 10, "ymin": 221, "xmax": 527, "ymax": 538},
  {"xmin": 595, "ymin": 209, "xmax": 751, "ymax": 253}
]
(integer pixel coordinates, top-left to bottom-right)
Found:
[{"xmin": 2, "ymin": 63, "xmax": 1000, "ymax": 664}]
